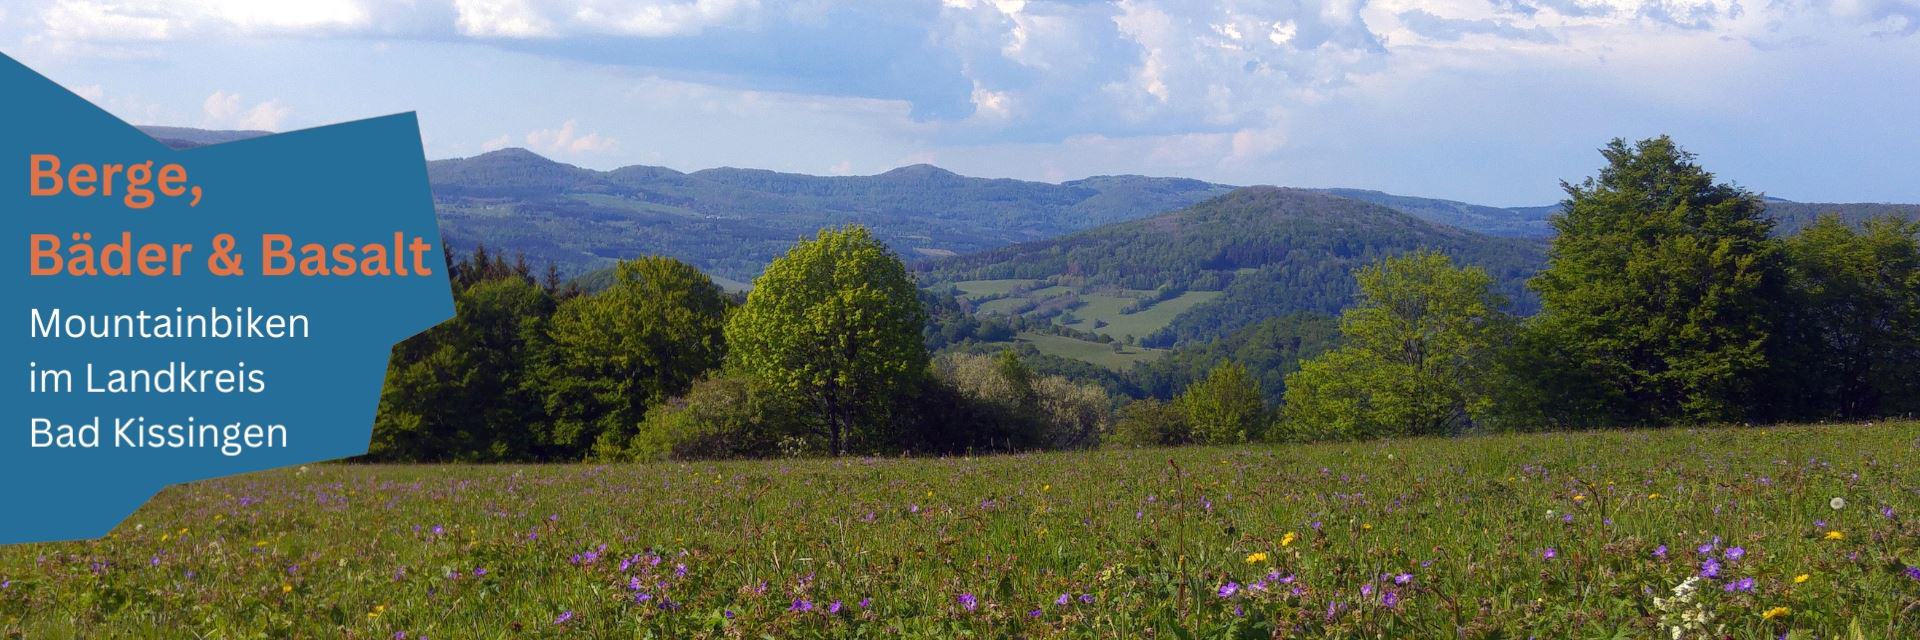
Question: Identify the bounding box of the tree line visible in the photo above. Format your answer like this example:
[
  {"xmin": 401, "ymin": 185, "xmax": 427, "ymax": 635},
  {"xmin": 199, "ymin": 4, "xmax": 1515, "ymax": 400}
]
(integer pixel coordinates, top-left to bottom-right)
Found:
[{"xmin": 371, "ymin": 136, "xmax": 1920, "ymax": 461}]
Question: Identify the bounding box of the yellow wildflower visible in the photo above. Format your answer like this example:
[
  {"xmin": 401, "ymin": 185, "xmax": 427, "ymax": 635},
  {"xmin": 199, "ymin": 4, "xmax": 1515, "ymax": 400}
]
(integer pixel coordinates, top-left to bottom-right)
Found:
[
  {"xmin": 1647, "ymin": 493, "xmax": 1661, "ymax": 500},
  {"xmin": 1361, "ymin": 523, "xmax": 1373, "ymax": 531},
  {"xmin": 1245, "ymin": 552, "xmax": 1269, "ymax": 564},
  {"xmin": 1572, "ymin": 495, "xmax": 1586, "ymax": 503},
  {"xmin": 1281, "ymin": 532, "xmax": 1298, "ymax": 547},
  {"xmin": 1761, "ymin": 606, "xmax": 1791, "ymax": 620},
  {"xmin": 1793, "ymin": 574, "xmax": 1810, "ymax": 584},
  {"xmin": 368, "ymin": 604, "xmax": 387, "ymax": 619},
  {"xmin": 1824, "ymin": 530, "xmax": 1845, "ymax": 541},
  {"xmin": 281, "ymin": 584, "xmax": 293, "ymax": 594}
]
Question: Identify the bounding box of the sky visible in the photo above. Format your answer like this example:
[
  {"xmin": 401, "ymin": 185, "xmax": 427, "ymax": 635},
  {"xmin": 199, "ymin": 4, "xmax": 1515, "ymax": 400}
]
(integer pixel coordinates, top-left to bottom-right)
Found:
[{"xmin": 1, "ymin": 0, "xmax": 1916, "ymax": 206}]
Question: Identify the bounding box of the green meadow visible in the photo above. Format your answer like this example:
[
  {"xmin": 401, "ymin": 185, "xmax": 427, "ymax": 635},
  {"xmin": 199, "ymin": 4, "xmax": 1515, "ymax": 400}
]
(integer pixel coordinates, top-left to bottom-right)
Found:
[{"xmin": 3, "ymin": 422, "xmax": 1915, "ymax": 638}]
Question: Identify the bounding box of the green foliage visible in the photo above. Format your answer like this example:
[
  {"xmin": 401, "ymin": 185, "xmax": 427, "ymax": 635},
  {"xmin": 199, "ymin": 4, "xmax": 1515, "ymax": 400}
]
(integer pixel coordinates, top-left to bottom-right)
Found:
[
  {"xmin": 1281, "ymin": 252, "xmax": 1508, "ymax": 440},
  {"xmin": 370, "ymin": 252, "xmax": 553, "ymax": 462},
  {"xmin": 932, "ymin": 351, "xmax": 1112, "ymax": 451},
  {"xmin": 1523, "ymin": 136, "xmax": 1785, "ymax": 427},
  {"xmin": 1177, "ymin": 360, "xmax": 1269, "ymax": 444},
  {"xmin": 623, "ymin": 375, "xmax": 816, "ymax": 461},
  {"xmin": 1771, "ymin": 215, "xmax": 1920, "ymax": 419},
  {"xmin": 1132, "ymin": 313, "xmax": 1340, "ymax": 404},
  {"xmin": 1108, "ymin": 397, "xmax": 1190, "ymax": 446},
  {"xmin": 539, "ymin": 256, "xmax": 730, "ymax": 456},
  {"xmin": 725, "ymin": 226, "xmax": 931, "ymax": 454}
]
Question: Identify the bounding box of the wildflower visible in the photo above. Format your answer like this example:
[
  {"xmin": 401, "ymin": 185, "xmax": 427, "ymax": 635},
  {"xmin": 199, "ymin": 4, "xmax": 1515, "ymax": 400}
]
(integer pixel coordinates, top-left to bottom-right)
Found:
[
  {"xmin": 1573, "ymin": 494, "xmax": 1585, "ymax": 503},
  {"xmin": 1904, "ymin": 566, "xmax": 1920, "ymax": 582},
  {"xmin": 281, "ymin": 583, "xmax": 293, "ymax": 593},
  {"xmin": 1079, "ymin": 593, "xmax": 1094, "ymax": 604},
  {"xmin": 1761, "ymin": 606, "xmax": 1790, "ymax": 620},
  {"xmin": 828, "ymin": 600, "xmax": 843, "ymax": 614},
  {"xmin": 1700, "ymin": 558, "xmax": 1722, "ymax": 579},
  {"xmin": 1056, "ymin": 593, "xmax": 1070, "ymax": 606},
  {"xmin": 1653, "ymin": 544, "xmax": 1669, "ymax": 560},
  {"xmin": 473, "ymin": 568, "xmax": 488, "ymax": 577},
  {"xmin": 1360, "ymin": 583, "xmax": 1374, "ymax": 598},
  {"xmin": 1542, "ymin": 547, "xmax": 1558, "ymax": 560},
  {"xmin": 1027, "ymin": 608, "xmax": 1043, "ymax": 617},
  {"xmin": 1217, "ymin": 582, "xmax": 1239, "ymax": 598},
  {"xmin": 790, "ymin": 598, "xmax": 814, "ymax": 613},
  {"xmin": 1381, "ymin": 590, "xmax": 1400, "ymax": 608},
  {"xmin": 1830, "ymin": 497, "xmax": 1846, "ymax": 510},
  {"xmin": 554, "ymin": 611, "xmax": 573, "ymax": 625},
  {"xmin": 1722, "ymin": 577, "xmax": 1755, "ymax": 593},
  {"xmin": 1788, "ymin": 573, "xmax": 1811, "ymax": 585},
  {"xmin": 1724, "ymin": 547, "xmax": 1745, "ymax": 561},
  {"xmin": 859, "ymin": 598, "xmax": 872, "ymax": 608},
  {"xmin": 1882, "ymin": 506, "xmax": 1896, "ymax": 519},
  {"xmin": 724, "ymin": 609, "xmax": 736, "ymax": 619},
  {"xmin": 1648, "ymin": 492, "xmax": 1661, "ymax": 500},
  {"xmin": 957, "ymin": 592, "xmax": 978, "ymax": 611},
  {"xmin": 368, "ymin": 604, "xmax": 387, "ymax": 619},
  {"xmin": 1824, "ymin": 530, "xmax": 1845, "ymax": 541},
  {"xmin": 1281, "ymin": 531, "xmax": 1298, "ymax": 547},
  {"xmin": 1245, "ymin": 552, "xmax": 1269, "ymax": 564},
  {"xmin": 1561, "ymin": 513, "xmax": 1574, "ymax": 523},
  {"xmin": 1394, "ymin": 573, "xmax": 1412, "ymax": 585}
]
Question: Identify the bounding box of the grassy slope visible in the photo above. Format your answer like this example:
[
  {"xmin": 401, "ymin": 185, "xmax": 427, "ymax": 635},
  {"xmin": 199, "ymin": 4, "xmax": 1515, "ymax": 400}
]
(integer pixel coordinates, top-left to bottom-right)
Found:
[{"xmin": 4, "ymin": 423, "xmax": 1916, "ymax": 638}]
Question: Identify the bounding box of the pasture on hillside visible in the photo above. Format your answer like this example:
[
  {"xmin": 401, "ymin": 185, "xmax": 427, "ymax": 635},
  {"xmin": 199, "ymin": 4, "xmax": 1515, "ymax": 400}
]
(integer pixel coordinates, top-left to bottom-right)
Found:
[{"xmin": 2, "ymin": 423, "xmax": 1916, "ymax": 638}]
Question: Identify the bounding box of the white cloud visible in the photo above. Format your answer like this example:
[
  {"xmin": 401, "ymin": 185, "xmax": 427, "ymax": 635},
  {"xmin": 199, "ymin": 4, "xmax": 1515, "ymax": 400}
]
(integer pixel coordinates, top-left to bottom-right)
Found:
[
  {"xmin": 39, "ymin": 0, "xmax": 369, "ymax": 41},
  {"xmin": 201, "ymin": 90, "xmax": 289, "ymax": 130},
  {"xmin": 480, "ymin": 133, "xmax": 516, "ymax": 151},
  {"xmin": 524, "ymin": 119, "xmax": 617, "ymax": 154}
]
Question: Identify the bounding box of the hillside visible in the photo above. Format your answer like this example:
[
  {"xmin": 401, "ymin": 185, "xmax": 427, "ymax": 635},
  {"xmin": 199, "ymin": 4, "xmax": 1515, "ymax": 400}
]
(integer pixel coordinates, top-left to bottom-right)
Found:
[
  {"xmin": 428, "ymin": 149, "xmax": 1235, "ymax": 281},
  {"xmin": 921, "ymin": 187, "xmax": 1549, "ymax": 349}
]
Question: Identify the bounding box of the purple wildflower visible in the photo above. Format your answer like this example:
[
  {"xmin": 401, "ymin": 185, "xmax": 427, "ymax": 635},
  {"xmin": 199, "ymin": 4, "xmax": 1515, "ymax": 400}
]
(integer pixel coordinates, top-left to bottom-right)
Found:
[
  {"xmin": 957, "ymin": 592, "xmax": 978, "ymax": 612},
  {"xmin": 1700, "ymin": 558, "xmax": 1722, "ymax": 579},
  {"xmin": 859, "ymin": 598, "xmax": 872, "ymax": 609},
  {"xmin": 723, "ymin": 609, "xmax": 736, "ymax": 619},
  {"xmin": 1381, "ymin": 590, "xmax": 1400, "ymax": 608},
  {"xmin": 1724, "ymin": 547, "xmax": 1745, "ymax": 562},
  {"xmin": 1542, "ymin": 547, "xmax": 1558, "ymax": 560},
  {"xmin": 1653, "ymin": 544, "xmax": 1669, "ymax": 560},
  {"xmin": 828, "ymin": 600, "xmax": 843, "ymax": 615},
  {"xmin": 1028, "ymin": 608, "xmax": 1043, "ymax": 617},
  {"xmin": 1394, "ymin": 573, "xmax": 1412, "ymax": 585},
  {"xmin": 554, "ymin": 611, "xmax": 574, "ymax": 625},
  {"xmin": 1360, "ymin": 583, "xmax": 1374, "ymax": 597},
  {"xmin": 473, "ymin": 568, "xmax": 488, "ymax": 577},
  {"xmin": 1079, "ymin": 594, "xmax": 1094, "ymax": 604},
  {"xmin": 674, "ymin": 563, "xmax": 688, "ymax": 578},
  {"xmin": 1561, "ymin": 513, "xmax": 1574, "ymax": 523},
  {"xmin": 1882, "ymin": 506, "xmax": 1896, "ymax": 519},
  {"xmin": 790, "ymin": 598, "xmax": 814, "ymax": 613},
  {"xmin": 1218, "ymin": 582, "xmax": 1240, "ymax": 598},
  {"xmin": 1904, "ymin": 566, "xmax": 1920, "ymax": 582},
  {"xmin": 1056, "ymin": 593, "xmax": 1070, "ymax": 606},
  {"xmin": 1723, "ymin": 577, "xmax": 1756, "ymax": 593}
]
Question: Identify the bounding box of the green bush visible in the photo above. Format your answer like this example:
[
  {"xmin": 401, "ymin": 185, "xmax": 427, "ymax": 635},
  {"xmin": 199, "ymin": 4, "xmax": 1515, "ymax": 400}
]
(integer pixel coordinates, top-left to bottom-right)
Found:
[{"xmin": 617, "ymin": 376, "xmax": 816, "ymax": 461}]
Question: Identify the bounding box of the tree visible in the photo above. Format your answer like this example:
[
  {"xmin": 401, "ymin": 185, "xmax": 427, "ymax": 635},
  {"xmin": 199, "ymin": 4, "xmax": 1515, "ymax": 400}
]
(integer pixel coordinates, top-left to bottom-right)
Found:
[
  {"xmin": 725, "ymin": 226, "xmax": 930, "ymax": 455},
  {"xmin": 1281, "ymin": 251, "xmax": 1507, "ymax": 440},
  {"xmin": 1178, "ymin": 360, "xmax": 1268, "ymax": 444},
  {"xmin": 625, "ymin": 375, "xmax": 814, "ymax": 461},
  {"xmin": 1524, "ymin": 136, "xmax": 1784, "ymax": 426},
  {"xmin": 540, "ymin": 257, "xmax": 730, "ymax": 456},
  {"xmin": 1109, "ymin": 398, "xmax": 1191, "ymax": 447},
  {"xmin": 1772, "ymin": 215, "xmax": 1920, "ymax": 419},
  {"xmin": 372, "ymin": 253, "xmax": 554, "ymax": 461}
]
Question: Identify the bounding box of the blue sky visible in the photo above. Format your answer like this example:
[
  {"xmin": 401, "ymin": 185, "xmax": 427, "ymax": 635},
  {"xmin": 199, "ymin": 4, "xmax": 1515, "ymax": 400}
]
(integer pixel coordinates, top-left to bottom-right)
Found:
[{"xmin": 2, "ymin": 0, "xmax": 1916, "ymax": 206}]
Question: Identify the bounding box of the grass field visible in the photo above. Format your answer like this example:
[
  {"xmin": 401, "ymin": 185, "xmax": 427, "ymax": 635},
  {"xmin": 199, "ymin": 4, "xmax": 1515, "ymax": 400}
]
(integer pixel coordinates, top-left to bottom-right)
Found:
[
  {"xmin": 3, "ymin": 423, "xmax": 1917, "ymax": 638},
  {"xmin": 1057, "ymin": 291, "xmax": 1223, "ymax": 342},
  {"xmin": 1017, "ymin": 332, "xmax": 1166, "ymax": 370}
]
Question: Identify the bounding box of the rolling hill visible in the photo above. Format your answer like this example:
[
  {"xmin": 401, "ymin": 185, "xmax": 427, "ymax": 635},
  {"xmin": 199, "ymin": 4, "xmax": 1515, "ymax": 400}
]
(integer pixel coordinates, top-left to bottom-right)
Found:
[
  {"xmin": 921, "ymin": 187, "xmax": 1550, "ymax": 349},
  {"xmin": 426, "ymin": 149, "xmax": 1237, "ymax": 281}
]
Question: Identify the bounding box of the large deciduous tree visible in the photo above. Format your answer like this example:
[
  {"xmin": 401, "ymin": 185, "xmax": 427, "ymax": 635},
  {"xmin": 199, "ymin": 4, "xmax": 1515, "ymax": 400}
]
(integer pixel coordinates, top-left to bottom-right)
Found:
[
  {"xmin": 540, "ymin": 256, "xmax": 730, "ymax": 457},
  {"xmin": 1282, "ymin": 251, "xmax": 1507, "ymax": 440},
  {"xmin": 1772, "ymin": 215, "xmax": 1920, "ymax": 419},
  {"xmin": 1524, "ymin": 136, "xmax": 1784, "ymax": 426},
  {"xmin": 725, "ymin": 226, "xmax": 929, "ymax": 455}
]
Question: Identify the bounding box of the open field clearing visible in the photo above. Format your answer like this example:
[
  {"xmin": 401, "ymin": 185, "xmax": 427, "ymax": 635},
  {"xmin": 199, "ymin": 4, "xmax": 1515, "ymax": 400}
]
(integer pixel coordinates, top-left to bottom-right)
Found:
[{"xmin": 3, "ymin": 423, "xmax": 1917, "ymax": 638}]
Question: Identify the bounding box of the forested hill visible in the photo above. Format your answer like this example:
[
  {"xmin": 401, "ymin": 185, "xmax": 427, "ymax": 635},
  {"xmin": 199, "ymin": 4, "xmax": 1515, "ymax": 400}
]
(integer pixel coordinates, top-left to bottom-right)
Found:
[
  {"xmin": 425, "ymin": 149, "xmax": 1235, "ymax": 281},
  {"xmin": 920, "ymin": 186, "xmax": 1548, "ymax": 346}
]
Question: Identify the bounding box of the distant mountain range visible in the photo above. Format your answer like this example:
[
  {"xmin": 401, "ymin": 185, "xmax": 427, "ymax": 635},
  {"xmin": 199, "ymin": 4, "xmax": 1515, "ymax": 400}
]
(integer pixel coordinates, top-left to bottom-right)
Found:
[{"xmin": 137, "ymin": 126, "xmax": 1918, "ymax": 283}]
